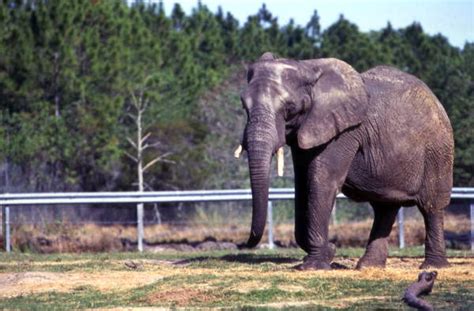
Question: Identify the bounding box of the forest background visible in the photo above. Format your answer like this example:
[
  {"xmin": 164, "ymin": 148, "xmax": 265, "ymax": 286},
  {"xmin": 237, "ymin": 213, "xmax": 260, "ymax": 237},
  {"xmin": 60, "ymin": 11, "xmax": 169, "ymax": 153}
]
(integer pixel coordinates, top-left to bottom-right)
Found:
[{"xmin": 1, "ymin": 0, "xmax": 472, "ymax": 199}]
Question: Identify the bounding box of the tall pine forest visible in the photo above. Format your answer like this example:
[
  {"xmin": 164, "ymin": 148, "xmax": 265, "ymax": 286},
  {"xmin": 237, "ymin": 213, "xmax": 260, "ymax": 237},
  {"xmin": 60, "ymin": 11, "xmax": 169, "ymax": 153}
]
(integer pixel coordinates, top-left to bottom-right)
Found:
[{"xmin": 1, "ymin": 0, "xmax": 473, "ymax": 195}]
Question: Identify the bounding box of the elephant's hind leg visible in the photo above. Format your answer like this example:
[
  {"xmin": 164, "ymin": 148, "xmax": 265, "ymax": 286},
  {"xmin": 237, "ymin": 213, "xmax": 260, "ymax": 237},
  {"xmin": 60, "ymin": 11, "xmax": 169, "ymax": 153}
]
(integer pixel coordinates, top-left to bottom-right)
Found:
[
  {"xmin": 417, "ymin": 146, "xmax": 452, "ymax": 269},
  {"xmin": 418, "ymin": 207, "xmax": 450, "ymax": 269},
  {"xmin": 356, "ymin": 203, "xmax": 400, "ymax": 269}
]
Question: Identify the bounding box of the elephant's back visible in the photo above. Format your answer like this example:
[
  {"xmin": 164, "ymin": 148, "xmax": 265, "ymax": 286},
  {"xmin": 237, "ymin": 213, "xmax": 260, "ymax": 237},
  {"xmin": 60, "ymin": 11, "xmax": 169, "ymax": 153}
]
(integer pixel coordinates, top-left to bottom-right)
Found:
[{"xmin": 361, "ymin": 66, "xmax": 452, "ymax": 138}]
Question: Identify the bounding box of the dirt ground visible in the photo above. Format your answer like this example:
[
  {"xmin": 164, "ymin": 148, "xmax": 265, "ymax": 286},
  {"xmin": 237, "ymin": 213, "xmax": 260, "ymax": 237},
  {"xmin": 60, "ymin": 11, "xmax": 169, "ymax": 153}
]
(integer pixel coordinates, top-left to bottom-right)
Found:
[{"xmin": 0, "ymin": 256, "xmax": 473, "ymax": 299}]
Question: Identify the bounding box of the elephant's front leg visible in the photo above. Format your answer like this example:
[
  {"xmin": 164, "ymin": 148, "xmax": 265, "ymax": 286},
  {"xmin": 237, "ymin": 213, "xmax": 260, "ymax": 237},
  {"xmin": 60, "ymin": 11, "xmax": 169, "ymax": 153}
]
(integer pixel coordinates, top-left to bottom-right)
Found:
[
  {"xmin": 292, "ymin": 147, "xmax": 336, "ymax": 267},
  {"xmin": 295, "ymin": 185, "xmax": 338, "ymax": 270},
  {"xmin": 294, "ymin": 137, "xmax": 358, "ymax": 270}
]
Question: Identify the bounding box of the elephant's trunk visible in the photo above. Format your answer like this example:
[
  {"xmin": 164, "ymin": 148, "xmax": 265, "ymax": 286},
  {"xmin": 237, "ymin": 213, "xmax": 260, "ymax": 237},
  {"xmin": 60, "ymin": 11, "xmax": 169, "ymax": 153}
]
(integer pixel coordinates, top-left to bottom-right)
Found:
[{"xmin": 245, "ymin": 121, "xmax": 277, "ymax": 248}]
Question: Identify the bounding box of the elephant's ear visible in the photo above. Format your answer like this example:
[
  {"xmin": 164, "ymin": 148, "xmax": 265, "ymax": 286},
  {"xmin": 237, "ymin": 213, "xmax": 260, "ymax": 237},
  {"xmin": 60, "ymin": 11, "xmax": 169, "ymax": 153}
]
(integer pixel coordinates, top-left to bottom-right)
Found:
[{"xmin": 297, "ymin": 68, "xmax": 368, "ymax": 149}]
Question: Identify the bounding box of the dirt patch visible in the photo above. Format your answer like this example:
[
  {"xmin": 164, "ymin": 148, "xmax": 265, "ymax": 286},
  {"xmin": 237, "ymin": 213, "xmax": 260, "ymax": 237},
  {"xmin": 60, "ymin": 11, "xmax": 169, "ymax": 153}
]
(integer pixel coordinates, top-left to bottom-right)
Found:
[
  {"xmin": 0, "ymin": 271, "xmax": 167, "ymax": 298},
  {"xmin": 230, "ymin": 280, "xmax": 271, "ymax": 293},
  {"xmin": 145, "ymin": 288, "xmax": 221, "ymax": 306}
]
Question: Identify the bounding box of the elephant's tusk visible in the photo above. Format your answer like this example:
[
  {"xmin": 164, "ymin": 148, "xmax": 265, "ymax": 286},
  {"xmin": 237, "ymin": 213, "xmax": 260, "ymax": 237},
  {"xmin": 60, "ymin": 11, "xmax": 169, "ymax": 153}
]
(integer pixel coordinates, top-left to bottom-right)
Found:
[
  {"xmin": 234, "ymin": 145, "xmax": 243, "ymax": 159},
  {"xmin": 277, "ymin": 147, "xmax": 284, "ymax": 177}
]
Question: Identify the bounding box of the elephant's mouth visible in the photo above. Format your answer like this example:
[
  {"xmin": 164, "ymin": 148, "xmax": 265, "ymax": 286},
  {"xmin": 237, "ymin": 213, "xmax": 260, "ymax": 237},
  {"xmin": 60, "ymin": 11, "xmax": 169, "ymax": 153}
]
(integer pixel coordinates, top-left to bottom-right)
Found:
[{"xmin": 234, "ymin": 144, "xmax": 285, "ymax": 177}]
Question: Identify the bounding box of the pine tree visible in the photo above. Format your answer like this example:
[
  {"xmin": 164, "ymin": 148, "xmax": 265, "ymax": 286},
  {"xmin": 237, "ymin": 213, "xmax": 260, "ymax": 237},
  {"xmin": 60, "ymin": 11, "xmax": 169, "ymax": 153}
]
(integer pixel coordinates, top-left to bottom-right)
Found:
[
  {"xmin": 321, "ymin": 15, "xmax": 386, "ymax": 71},
  {"xmin": 283, "ymin": 19, "xmax": 317, "ymax": 59},
  {"xmin": 186, "ymin": 2, "xmax": 226, "ymax": 85},
  {"xmin": 377, "ymin": 22, "xmax": 416, "ymax": 70},
  {"xmin": 215, "ymin": 7, "xmax": 239, "ymax": 62}
]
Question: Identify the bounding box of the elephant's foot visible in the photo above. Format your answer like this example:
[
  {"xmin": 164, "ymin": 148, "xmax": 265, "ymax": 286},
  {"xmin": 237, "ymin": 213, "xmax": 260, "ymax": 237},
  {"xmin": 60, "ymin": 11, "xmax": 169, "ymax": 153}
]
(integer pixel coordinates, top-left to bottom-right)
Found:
[
  {"xmin": 420, "ymin": 256, "xmax": 450, "ymax": 269},
  {"xmin": 295, "ymin": 258, "xmax": 331, "ymax": 271},
  {"xmin": 356, "ymin": 255, "xmax": 387, "ymax": 269},
  {"xmin": 302, "ymin": 243, "xmax": 336, "ymax": 263},
  {"xmin": 296, "ymin": 244, "xmax": 335, "ymax": 271},
  {"xmin": 325, "ymin": 243, "xmax": 336, "ymax": 263},
  {"xmin": 356, "ymin": 240, "xmax": 388, "ymax": 269}
]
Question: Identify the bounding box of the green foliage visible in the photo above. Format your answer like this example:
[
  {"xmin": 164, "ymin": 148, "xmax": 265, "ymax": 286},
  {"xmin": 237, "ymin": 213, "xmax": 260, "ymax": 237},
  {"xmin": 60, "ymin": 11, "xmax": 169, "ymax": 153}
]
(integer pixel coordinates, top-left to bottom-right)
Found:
[
  {"xmin": 321, "ymin": 15, "xmax": 388, "ymax": 71},
  {"xmin": 0, "ymin": 0, "xmax": 472, "ymax": 195}
]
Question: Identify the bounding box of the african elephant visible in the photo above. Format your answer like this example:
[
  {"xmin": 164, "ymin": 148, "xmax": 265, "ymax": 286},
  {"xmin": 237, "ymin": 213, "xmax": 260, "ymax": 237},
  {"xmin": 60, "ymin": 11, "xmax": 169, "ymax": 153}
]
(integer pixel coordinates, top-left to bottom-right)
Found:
[{"xmin": 238, "ymin": 52, "xmax": 453, "ymax": 270}]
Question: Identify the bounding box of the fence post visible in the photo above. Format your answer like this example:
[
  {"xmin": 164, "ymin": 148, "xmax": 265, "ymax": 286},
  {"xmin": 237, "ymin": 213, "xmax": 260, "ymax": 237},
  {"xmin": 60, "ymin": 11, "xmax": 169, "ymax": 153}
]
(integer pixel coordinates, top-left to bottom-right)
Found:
[
  {"xmin": 470, "ymin": 203, "xmax": 474, "ymax": 252},
  {"xmin": 2, "ymin": 206, "xmax": 10, "ymax": 252},
  {"xmin": 137, "ymin": 203, "xmax": 144, "ymax": 252},
  {"xmin": 267, "ymin": 201, "xmax": 274, "ymax": 249},
  {"xmin": 398, "ymin": 208, "xmax": 405, "ymax": 249}
]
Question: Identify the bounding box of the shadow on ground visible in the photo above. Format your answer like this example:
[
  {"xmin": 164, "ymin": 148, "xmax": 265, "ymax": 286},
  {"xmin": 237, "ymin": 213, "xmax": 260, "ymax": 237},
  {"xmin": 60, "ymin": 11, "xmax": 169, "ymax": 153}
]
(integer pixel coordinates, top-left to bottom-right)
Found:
[
  {"xmin": 173, "ymin": 253, "xmax": 351, "ymax": 269},
  {"xmin": 173, "ymin": 253, "xmax": 299, "ymax": 266}
]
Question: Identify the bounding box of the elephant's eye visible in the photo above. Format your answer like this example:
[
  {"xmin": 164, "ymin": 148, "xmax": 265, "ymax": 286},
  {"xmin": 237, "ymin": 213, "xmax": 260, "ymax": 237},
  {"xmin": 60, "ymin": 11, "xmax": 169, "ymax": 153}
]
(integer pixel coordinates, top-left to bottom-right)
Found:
[
  {"xmin": 301, "ymin": 95, "xmax": 311, "ymax": 111},
  {"xmin": 247, "ymin": 69, "xmax": 254, "ymax": 83},
  {"xmin": 285, "ymin": 100, "xmax": 301, "ymax": 118}
]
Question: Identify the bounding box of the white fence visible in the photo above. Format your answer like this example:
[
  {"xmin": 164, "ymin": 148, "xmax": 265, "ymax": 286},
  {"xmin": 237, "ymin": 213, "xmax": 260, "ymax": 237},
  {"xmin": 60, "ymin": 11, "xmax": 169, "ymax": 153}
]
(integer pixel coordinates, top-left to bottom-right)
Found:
[{"xmin": 1, "ymin": 188, "xmax": 473, "ymax": 253}]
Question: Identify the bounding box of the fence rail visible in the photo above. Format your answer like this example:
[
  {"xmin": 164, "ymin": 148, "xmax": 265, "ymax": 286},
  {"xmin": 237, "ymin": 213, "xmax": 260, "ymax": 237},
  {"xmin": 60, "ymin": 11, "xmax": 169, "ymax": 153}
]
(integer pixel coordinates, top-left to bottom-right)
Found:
[{"xmin": 1, "ymin": 188, "xmax": 473, "ymax": 253}]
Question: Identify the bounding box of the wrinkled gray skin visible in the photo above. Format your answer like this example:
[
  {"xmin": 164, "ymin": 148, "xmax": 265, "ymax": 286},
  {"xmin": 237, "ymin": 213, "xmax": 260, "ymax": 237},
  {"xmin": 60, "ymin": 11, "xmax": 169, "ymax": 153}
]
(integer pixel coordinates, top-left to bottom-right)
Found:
[{"xmin": 241, "ymin": 52, "xmax": 453, "ymax": 270}]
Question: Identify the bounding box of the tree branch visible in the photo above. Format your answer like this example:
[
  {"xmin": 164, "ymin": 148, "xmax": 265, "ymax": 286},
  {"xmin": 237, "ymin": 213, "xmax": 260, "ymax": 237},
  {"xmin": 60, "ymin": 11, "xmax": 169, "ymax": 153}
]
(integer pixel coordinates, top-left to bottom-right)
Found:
[
  {"xmin": 147, "ymin": 141, "xmax": 162, "ymax": 148},
  {"xmin": 126, "ymin": 137, "xmax": 137, "ymax": 150},
  {"xmin": 140, "ymin": 98, "xmax": 149, "ymax": 114},
  {"xmin": 127, "ymin": 112, "xmax": 137, "ymax": 122},
  {"xmin": 140, "ymin": 132, "xmax": 151, "ymax": 145},
  {"xmin": 143, "ymin": 152, "xmax": 173, "ymax": 172},
  {"xmin": 124, "ymin": 151, "xmax": 138, "ymax": 163},
  {"xmin": 130, "ymin": 92, "xmax": 139, "ymax": 110}
]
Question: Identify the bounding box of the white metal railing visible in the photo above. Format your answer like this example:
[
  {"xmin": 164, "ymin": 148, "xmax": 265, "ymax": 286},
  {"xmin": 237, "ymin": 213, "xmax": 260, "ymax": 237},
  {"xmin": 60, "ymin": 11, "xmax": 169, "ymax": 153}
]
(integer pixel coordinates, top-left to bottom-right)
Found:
[{"xmin": 1, "ymin": 187, "xmax": 473, "ymax": 253}]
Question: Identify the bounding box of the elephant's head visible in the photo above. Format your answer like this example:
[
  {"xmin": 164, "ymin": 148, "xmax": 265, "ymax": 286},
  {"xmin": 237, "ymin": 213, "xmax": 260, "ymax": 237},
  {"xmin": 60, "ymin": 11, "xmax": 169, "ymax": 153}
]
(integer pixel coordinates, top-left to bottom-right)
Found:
[{"xmin": 241, "ymin": 52, "xmax": 368, "ymax": 247}]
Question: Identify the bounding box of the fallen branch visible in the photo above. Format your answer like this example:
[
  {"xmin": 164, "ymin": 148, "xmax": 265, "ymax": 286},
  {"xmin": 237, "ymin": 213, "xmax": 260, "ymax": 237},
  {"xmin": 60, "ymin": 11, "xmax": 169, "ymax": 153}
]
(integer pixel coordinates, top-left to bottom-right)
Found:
[{"xmin": 402, "ymin": 271, "xmax": 437, "ymax": 311}]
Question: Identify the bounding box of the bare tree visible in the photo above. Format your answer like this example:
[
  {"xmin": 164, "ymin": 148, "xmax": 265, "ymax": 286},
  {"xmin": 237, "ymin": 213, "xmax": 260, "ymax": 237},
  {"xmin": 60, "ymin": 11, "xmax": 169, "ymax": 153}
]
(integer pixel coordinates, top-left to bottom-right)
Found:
[{"xmin": 125, "ymin": 76, "xmax": 173, "ymax": 252}]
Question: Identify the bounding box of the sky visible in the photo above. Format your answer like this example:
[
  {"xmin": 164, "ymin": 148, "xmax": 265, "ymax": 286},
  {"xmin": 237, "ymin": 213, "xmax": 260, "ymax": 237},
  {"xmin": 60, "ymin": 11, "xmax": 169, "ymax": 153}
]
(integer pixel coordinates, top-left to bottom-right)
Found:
[{"xmin": 159, "ymin": 0, "xmax": 473, "ymax": 48}]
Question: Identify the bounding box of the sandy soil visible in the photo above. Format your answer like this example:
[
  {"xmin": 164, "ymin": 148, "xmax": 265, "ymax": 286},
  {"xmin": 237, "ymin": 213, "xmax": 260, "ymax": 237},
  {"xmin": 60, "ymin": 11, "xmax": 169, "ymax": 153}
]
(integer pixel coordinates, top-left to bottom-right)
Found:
[{"xmin": 0, "ymin": 270, "xmax": 169, "ymax": 298}]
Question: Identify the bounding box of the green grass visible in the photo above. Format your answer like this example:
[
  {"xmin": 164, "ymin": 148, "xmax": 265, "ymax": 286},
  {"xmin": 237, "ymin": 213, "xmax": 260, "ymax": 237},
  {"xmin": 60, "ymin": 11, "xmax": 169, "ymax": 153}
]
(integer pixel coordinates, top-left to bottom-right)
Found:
[
  {"xmin": 0, "ymin": 246, "xmax": 470, "ymax": 264},
  {"xmin": 0, "ymin": 248, "xmax": 472, "ymax": 310}
]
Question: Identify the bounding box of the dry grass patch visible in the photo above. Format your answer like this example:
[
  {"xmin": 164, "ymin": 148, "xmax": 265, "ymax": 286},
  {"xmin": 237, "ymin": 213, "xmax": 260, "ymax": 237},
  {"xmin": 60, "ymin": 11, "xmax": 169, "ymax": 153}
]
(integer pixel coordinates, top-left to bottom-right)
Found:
[
  {"xmin": 270, "ymin": 257, "xmax": 474, "ymax": 282},
  {"xmin": 321, "ymin": 295, "xmax": 392, "ymax": 308},
  {"xmin": 256, "ymin": 295, "xmax": 392, "ymax": 309},
  {"xmin": 145, "ymin": 288, "xmax": 221, "ymax": 306},
  {"xmin": 277, "ymin": 284, "xmax": 307, "ymax": 293},
  {"xmin": 229, "ymin": 280, "xmax": 271, "ymax": 293},
  {"xmin": 0, "ymin": 259, "xmax": 93, "ymax": 267},
  {"xmin": 8, "ymin": 213, "xmax": 472, "ymax": 252},
  {"xmin": 0, "ymin": 271, "xmax": 168, "ymax": 298}
]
